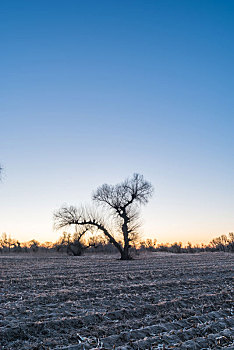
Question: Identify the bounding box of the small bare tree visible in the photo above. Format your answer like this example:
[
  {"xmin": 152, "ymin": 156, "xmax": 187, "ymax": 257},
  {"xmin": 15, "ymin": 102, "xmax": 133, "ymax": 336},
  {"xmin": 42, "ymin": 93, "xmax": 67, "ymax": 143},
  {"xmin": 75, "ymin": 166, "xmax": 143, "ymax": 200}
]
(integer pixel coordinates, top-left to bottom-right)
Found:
[
  {"xmin": 55, "ymin": 228, "xmax": 95, "ymax": 256},
  {"xmin": 54, "ymin": 174, "xmax": 153, "ymax": 260}
]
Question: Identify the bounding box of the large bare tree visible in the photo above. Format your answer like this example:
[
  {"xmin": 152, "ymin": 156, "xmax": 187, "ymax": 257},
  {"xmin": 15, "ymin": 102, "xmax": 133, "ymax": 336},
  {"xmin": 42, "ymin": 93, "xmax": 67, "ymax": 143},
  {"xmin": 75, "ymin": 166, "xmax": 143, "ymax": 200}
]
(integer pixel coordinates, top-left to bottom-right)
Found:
[{"xmin": 54, "ymin": 174, "xmax": 153, "ymax": 260}]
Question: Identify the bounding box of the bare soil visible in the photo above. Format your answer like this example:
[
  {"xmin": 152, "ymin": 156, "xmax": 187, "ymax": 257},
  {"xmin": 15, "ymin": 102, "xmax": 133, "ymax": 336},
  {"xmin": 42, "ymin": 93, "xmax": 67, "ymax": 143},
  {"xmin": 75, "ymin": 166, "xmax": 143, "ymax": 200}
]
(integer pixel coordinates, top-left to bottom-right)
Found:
[{"xmin": 0, "ymin": 252, "xmax": 233, "ymax": 349}]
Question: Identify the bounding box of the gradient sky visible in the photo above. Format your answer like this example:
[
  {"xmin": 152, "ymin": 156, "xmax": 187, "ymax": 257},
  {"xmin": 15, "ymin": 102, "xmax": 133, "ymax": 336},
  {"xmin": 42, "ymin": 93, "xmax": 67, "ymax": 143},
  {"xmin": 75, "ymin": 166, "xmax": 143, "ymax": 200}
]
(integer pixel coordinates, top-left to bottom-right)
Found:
[{"xmin": 0, "ymin": 0, "xmax": 233, "ymax": 245}]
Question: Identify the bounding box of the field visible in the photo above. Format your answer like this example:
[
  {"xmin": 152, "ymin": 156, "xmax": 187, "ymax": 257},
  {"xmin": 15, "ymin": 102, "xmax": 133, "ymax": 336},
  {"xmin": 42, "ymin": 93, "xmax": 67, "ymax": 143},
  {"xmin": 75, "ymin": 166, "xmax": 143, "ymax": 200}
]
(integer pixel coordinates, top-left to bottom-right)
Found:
[{"xmin": 0, "ymin": 252, "xmax": 233, "ymax": 349}]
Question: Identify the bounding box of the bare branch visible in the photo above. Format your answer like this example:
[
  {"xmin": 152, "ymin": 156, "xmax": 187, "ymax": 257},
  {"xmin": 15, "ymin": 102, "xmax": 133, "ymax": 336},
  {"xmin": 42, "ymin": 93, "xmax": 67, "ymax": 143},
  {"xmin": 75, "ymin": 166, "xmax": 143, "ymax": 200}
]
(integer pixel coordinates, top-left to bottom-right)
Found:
[
  {"xmin": 54, "ymin": 205, "xmax": 123, "ymax": 254},
  {"xmin": 93, "ymin": 173, "xmax": 153, "ymax": 211}
]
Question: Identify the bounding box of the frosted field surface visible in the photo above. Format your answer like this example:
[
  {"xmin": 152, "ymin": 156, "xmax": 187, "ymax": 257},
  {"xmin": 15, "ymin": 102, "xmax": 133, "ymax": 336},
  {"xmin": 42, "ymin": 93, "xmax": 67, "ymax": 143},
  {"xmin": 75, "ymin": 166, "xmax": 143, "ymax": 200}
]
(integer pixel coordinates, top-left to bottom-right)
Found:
[{"xmin": 0, "ymin": 252, "xmax": 233, "ymax": 349}]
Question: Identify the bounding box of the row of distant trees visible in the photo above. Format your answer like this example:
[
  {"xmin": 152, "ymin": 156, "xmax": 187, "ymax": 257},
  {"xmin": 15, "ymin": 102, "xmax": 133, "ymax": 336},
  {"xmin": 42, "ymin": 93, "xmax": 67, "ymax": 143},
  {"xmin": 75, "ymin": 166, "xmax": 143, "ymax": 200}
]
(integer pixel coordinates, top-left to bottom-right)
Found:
[{"xmin": 1, "ymin": 232, "xmax": 233, "ymax": 255}]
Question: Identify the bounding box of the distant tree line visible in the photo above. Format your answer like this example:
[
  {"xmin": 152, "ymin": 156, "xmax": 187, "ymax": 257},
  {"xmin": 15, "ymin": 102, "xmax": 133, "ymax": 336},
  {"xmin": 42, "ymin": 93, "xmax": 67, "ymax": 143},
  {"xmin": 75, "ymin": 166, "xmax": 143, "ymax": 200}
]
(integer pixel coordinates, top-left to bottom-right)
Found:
[
  {"xmin": 152, "ymin": 232, "xmax": 234, "ymax": 253},
  {"xmin": 0, "ymin": 232, "xmax": 233, "ymax": 255}
]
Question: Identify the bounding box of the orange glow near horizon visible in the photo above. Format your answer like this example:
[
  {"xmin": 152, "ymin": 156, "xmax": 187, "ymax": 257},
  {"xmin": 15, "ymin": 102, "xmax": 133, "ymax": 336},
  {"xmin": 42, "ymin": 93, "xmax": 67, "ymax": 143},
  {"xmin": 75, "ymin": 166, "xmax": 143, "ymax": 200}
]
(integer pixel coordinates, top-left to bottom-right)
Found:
[{"xmin": 1, "ymin": 224, "xmax": 231, "ymax": 247}]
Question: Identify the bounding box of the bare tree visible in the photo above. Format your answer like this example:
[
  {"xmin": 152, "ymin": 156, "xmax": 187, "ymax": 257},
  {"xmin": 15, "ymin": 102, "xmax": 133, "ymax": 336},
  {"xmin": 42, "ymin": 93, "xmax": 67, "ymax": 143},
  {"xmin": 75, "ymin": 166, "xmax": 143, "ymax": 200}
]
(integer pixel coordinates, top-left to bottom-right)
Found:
[
  {"xmin": 93, "ymin": 173, "xmax": 153, "ymax": 259},
  {"xmin": 55, "ymin": 228, "xmax": 96, "ymax": 256},
  {"xmin": 54, "ymin": 174, "xmax": 153, "ymax": 260}
]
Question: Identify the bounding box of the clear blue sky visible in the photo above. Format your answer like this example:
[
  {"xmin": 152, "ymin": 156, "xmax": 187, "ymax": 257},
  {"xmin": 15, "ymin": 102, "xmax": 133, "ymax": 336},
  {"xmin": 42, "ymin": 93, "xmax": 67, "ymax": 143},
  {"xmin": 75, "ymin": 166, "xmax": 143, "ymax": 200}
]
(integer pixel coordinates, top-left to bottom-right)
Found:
[{"xmin": 0, "ymin": 0, "xmax": 233, "ymax": 244}]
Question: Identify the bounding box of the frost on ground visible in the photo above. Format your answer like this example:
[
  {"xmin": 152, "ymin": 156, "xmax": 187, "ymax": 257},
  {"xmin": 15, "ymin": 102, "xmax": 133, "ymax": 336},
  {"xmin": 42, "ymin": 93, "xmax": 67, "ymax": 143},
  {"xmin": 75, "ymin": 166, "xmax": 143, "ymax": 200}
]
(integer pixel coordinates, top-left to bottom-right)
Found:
[{"xmin": 0, "ymin": 252, "xmax": 233, "ymax": 349}]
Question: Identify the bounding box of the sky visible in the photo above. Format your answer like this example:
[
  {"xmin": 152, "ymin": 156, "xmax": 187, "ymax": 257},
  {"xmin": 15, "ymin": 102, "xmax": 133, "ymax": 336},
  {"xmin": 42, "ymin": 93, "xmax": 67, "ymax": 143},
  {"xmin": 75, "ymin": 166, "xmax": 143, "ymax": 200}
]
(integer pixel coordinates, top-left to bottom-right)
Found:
[{"xmin": 0, "ymin": 0, "xmax": 233, "ymax": 245}]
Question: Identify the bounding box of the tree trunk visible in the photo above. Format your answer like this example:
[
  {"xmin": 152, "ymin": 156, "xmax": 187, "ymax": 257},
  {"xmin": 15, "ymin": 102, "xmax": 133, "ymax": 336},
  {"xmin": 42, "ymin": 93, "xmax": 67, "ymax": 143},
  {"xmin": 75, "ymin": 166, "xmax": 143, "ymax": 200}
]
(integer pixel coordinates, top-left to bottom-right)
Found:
[
  {"xmin": 120, "ymin": 246, "xmax": 132, "ymax": 260},
  {"xmin": 120, "ymin": 210, "xmax": 132, "ymax": 260}
]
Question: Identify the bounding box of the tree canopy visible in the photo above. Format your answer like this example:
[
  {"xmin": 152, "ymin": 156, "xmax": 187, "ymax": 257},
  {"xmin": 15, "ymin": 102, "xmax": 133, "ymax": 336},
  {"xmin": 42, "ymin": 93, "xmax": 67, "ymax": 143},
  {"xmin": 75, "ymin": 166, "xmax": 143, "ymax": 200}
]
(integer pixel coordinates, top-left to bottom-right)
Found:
[{"xmin": 54, "ymin": 173, "xmax": 154, "ymax": 259}]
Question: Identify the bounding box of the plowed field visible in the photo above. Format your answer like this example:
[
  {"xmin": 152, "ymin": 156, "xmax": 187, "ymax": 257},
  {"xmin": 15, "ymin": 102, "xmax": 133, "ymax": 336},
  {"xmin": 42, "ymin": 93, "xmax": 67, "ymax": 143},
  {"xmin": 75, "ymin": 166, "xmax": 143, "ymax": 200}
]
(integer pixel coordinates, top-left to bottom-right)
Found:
[{"xmin": 0, "ymin": 252, "xmax": 233, "ymax": 349}]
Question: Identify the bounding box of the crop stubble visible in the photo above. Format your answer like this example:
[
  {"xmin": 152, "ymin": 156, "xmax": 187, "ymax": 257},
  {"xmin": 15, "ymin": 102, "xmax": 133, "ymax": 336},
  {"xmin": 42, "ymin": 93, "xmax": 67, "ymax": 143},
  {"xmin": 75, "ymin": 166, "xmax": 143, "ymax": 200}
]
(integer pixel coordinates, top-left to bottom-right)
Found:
[{"xmin": 0, "ymin": 252, "xmax": 233, "ymax": 349}]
